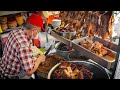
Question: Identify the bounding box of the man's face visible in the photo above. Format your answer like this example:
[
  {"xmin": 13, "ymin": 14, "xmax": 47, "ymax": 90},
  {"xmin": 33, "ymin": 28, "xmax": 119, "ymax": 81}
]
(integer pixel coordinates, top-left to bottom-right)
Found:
[{"xmin": 31, "ymin": 26, "xmax": 41, "ymax": 39}]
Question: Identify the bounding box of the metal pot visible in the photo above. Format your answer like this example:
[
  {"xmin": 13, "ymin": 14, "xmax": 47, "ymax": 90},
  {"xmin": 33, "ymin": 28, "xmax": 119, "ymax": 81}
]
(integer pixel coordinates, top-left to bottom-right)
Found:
[
  {"xmin": 48, "ymin": 61, "xmax": 110, "ymax": 79},
  {"xmin": 67, "ymin": 51, "xmax": 89, "ymax": 61},
  {"xmin": 55, "ymin": 42, "xmax": 74, "ymax": 59}
]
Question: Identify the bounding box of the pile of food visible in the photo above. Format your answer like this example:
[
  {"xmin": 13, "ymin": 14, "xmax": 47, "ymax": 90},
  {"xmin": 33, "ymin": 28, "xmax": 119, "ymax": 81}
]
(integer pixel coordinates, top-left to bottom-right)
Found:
[
  {"xmin": 59, "ymin": 11, "xmax": 114, "ymax": 41},
  {"xmin": 37, "ymin": 54, "xmax": 66, "ymax": 78},
  {"xmin": 0, "ymin": 17, "xmax": 8, "ymax": 31},
  {"xmin": 55, "ymin": 22, "xmax": 76, "ymax": 40},
  {"xmin": 0, "ymin": 14, "xmax": 24, "ymax": 31},
  {"xmin": 79, "ymin": 39, "xmax": 108, "ymax": 57},
  {"xmin": 59, "ymin": 11, "xmax": 87, "ymax": 31},
  {"xmin": 15, "ymin": 14, "xmax": 24, "ymax": 26},
  {"xmin": 51, "ymin": 61, "xmax": 93, "ymax": 79},
  {"xmin": 56, "ymin": 24, "xmax": 75, "ymax": 32},
  {"xmin": 57, "ymin": 43, "xmax": 70, "ymax": 51},
  {"xmin": 7, "ymin": 18, "xmax": 17, "ymax": 29}
]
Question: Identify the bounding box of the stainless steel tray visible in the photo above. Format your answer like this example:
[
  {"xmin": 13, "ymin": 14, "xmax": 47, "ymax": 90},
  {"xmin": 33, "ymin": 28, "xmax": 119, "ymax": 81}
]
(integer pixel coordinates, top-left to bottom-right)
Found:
[
  {"xmin": 72, "ymin": 36, "xmax": 116, "ymax": 69},
  {"xmin": 50, "ymin": 31, "xmax": 116, "ymax": 69},
  {"xmin": 93, "ymin": 37, "xmax": 119, "ymax": 52}
]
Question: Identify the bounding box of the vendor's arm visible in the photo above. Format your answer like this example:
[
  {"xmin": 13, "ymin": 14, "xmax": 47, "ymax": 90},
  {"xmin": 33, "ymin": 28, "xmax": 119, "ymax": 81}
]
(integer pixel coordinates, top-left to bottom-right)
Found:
[
  {"xmin": 18, "ymin": 47, "xmax": 46, "ymax": 76},
  {"xmin": 26, "ymin": 55, "xmax": 45, "ymax": 76}
]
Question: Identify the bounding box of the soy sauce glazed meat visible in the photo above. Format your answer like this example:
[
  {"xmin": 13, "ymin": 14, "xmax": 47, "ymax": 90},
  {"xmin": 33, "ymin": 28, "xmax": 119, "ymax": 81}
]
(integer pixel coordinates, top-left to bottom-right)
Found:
[
  {"xmin": 59, "ymin": 11, "xmax": 114, "ymax": 42},
  {"xmin": 79, "ymin": 39, "xmax": 93, "ymax": 50},
  {"xmin": 90, "ymin": 41, "xmax": 108, "ymax": 57},
  {"xmin": 38, "ymin": 54, "xmax": 66, "ymax": 78},
  {"xmin": 79, "ymin": 39, "xmax": 108, "ymax": 57},
  {"xmin": 52, "ymin": 62, "xmax": 93, "ymax": 79},
  {"xmin": 57, "ymin": 43, "xmax": 70, "ymax": 51}
]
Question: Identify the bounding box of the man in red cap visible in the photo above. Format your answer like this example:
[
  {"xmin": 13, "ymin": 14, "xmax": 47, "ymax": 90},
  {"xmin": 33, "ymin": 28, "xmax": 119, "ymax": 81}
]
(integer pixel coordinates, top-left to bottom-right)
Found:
[
  {"xmin": 26, "ymin": 13, "xmax": 45, "ymax": 48},
  {"xmin": 0, "ymin": 13, "xmax": 46, "ymax": 79},
  {"xmin": 26, "ymin": 13, "xmax": 45, "ymax": 32}
]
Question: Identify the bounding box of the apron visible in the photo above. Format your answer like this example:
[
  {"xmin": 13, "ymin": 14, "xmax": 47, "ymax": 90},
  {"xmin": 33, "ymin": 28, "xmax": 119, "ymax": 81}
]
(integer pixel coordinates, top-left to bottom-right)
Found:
[{"xmin": 17, "ymin": 68, "xmax": 31, "ymax": 79}]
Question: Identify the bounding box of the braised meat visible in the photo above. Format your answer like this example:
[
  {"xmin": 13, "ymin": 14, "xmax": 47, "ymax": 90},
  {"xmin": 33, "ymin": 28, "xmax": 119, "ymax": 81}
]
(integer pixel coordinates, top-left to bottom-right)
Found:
[
  {"xmin": 38, "ymin": 54, "xmax": 66, "ymax": 78},
  {"xmin": 79, "ymin": 40, "xmax": 108, "ymax": 57},
  {"xmin": 51, "ymin": 62, "xmax": 93, "ymax": 79},
  {"xmin": 57, "ymin": 43, "xmax": 70, "ymax": 51},
  {"xmin": 79, "ymin": 39, "xmax": 93, "ymax": 50},
  {"xmin": 90, "ymin": 41, "xmax": 108, "ymax": 56}
]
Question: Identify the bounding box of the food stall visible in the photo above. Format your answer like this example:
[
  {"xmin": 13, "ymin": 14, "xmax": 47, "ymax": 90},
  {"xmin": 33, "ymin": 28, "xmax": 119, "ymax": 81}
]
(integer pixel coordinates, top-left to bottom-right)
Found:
[{"xmin": 0, "ymin": 11, "xmax": 120, "ymax": 79}]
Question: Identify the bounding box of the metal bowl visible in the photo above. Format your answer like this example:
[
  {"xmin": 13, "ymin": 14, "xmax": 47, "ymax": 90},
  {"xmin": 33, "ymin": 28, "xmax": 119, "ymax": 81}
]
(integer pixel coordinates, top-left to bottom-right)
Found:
[
  {"xmin": 48, "ymin": 61, "xmax": 110, "ymax": 79},
  {"xmin": 55, "ymin": 42, "xmax": 74, "ymax": 59},
  {"xmin": 58, "ymin": 31, "xmax": 76, "ymax": 39}
]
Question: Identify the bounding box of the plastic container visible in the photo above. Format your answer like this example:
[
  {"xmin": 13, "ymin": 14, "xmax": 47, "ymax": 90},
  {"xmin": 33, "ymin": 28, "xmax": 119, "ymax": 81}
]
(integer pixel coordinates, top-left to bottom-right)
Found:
[{"xmin": 52, "ymin": 19, "xmax": 61, "ymax": 28}]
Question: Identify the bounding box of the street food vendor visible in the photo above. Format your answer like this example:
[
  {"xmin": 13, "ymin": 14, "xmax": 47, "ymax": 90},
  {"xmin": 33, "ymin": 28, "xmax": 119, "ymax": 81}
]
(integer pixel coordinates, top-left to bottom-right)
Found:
[{"xmin": 0, "ymin": 13, "xmax": 46, "ymax": 79}]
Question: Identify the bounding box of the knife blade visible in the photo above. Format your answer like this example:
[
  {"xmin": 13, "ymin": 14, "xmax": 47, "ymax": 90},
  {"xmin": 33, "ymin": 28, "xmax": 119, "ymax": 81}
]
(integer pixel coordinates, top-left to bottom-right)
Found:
[
  {"xmin": 45, "ymin": 45, "xmax": 53, "ymax": 56},
  {"xmin": 40, "ymin": 45, "xmax": 53, "ymax": 66}
]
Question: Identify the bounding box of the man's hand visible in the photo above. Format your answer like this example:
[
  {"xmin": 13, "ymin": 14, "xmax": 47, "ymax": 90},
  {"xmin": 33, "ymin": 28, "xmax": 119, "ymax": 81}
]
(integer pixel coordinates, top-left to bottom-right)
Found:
[
  {"xmin": 38, "ymin": 55, "xmax": 46, "ymax": 63},
  {"xmin": 26, "ymin": 55, "xmax": 46, "ymax": 76}
]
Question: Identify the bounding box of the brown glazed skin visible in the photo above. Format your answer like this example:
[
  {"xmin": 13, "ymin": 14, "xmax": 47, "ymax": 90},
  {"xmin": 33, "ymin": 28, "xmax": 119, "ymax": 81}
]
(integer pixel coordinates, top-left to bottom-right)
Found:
[
  {"xmin": 59, "ymin": 11, "xmax": 113, "ymax": 41},
  {"xmin": 52, "ymin": 62, "xmax": 93, "ymax": 79},
  {"xmin": 37, "ymin": 54, "xmax": 65, "ymax": 77}
]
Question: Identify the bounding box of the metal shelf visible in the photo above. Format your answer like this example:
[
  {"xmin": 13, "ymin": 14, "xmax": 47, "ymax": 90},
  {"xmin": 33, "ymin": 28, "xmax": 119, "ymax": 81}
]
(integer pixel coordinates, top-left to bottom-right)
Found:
[
  {"xmin": 0, "ymin": 26, "xmax": 22, "ymax": 34},
  {"xmin": 0, "ymin": 11, "xmax": 28, "ymax": 16},
  {"xmin": 50, "ymin": 30, "xmax": 70, "ymax": 46}
]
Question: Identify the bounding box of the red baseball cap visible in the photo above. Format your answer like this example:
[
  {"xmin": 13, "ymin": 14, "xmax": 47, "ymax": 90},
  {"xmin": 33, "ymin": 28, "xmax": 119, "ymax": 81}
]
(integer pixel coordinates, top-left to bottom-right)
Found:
[{"xmin": 26, "ymin": 13, "xmax": 45, "ymax": 32}]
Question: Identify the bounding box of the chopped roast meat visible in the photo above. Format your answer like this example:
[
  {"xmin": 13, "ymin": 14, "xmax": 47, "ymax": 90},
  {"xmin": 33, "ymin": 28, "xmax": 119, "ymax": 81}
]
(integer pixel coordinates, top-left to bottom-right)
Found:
[
  {"xmin": 79, "ymin": 39, "xmax": 93, "ymax": 50},
  {"xmin": 80, "ymin": 68, "xmax": 93, "ymax": 79},
  {"xmin": 60, "ymin": 62, "xmax": 70, "ymax": 68},
  {"xmin": 79, "ymin": 40, "xmax": 108, "ymax": 57},
  {"xmin": 51, "ymin": 62, "xmax": 93, "ymax": 79},
  {"xmin": 38, "ymin": 54, "xmax": 66, "ymax": 78},
  {"xmin": 57, "ymin": 43, "xmax": 70, "ymax": 51}
]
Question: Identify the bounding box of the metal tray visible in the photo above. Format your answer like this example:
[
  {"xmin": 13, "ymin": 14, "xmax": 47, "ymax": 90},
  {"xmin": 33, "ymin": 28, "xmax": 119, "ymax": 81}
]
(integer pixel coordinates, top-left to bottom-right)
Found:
[
  {"xmin": 50, "ymin": 31, "xmax": 116, "ymax": 69},
  {"xmin": 72, "ymin": 36, "xmax": 116, "ymax": 69}
]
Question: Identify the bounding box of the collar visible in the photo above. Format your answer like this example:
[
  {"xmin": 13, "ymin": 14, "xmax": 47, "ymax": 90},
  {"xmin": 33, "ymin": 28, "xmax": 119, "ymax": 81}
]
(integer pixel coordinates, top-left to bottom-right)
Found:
[{"xmin": 21, "ymin": 28, "xmax": 31, "ymax": 42}]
